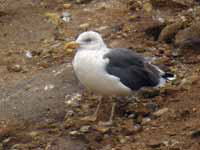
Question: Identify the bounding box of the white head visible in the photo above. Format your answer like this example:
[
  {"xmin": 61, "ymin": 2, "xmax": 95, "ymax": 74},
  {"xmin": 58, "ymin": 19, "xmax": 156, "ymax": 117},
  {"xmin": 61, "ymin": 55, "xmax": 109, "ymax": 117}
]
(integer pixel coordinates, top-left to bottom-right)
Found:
[{"xmin": 76, "ymin": 31, "xmax": 106, "ymax": 50}]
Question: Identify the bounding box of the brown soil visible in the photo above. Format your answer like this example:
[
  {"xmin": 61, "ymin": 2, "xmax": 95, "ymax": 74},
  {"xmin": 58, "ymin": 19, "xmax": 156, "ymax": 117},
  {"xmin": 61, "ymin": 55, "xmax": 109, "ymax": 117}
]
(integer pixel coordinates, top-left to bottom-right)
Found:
[{"xmin": 0, "ymin": 0, "xmax": 199, "ymax": 150}]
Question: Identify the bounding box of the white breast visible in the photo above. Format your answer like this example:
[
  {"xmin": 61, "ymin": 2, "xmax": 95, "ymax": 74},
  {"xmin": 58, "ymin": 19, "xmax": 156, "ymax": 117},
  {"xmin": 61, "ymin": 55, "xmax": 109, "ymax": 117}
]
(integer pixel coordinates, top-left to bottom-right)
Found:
[{"xmin": 72, "ymin": 50, "xmax": 131, "ymax": 96}]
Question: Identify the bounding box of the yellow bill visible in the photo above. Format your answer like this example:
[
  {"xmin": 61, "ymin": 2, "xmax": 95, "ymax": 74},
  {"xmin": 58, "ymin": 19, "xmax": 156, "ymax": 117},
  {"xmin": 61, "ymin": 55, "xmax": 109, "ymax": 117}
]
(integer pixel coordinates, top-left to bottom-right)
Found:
[{"xmin": 64, "ymin": 41, "xmax": 80, "ymax": 49}]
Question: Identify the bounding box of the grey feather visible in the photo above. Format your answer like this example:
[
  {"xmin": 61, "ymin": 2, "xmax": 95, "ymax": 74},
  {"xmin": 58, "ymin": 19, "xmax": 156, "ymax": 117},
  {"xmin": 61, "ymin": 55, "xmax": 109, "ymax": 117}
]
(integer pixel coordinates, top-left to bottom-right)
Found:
[{"xmin": 103, "ymin": 48, "xmax": 161, "ymax": 91}]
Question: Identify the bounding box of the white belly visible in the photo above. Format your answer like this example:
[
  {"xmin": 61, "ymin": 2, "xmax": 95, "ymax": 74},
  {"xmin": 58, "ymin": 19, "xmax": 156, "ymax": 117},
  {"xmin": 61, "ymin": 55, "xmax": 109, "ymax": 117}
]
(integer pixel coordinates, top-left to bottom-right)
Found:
[{"xmin": 72, "ymin": 50, "xmax": 131, "ymax": 95}]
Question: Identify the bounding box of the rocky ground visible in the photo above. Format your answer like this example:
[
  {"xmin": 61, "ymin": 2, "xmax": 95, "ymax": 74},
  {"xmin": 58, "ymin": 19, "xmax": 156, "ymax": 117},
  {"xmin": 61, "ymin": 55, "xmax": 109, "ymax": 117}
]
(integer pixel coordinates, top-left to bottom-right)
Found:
[{"xmin": 0, "ymin": 0, "xmax": 200, "ymax": 150}]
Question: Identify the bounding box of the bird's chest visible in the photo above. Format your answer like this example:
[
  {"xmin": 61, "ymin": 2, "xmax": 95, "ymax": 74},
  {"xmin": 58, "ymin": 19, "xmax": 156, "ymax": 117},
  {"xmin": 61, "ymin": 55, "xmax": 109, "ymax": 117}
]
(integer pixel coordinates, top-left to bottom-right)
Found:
[
  {"xmin": 72, "ymin": 50, "xmax": 131, "ymax": 95},
  {"xmin": 73, "ymin": 51, "xmax": 108, "ymax": 87}
]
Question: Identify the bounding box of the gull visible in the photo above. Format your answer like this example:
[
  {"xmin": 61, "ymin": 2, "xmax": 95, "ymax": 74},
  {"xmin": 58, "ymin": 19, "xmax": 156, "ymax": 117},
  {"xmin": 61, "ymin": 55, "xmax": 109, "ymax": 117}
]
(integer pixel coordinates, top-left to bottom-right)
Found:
[{"xmin": 67, "ymin": 31, "xmax": 175, "ymax": 125}]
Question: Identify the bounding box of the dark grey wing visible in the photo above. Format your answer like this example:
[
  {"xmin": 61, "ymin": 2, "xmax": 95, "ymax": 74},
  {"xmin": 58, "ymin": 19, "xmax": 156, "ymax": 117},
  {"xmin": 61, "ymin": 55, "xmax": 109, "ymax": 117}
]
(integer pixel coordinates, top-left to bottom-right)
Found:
[{"xmin": 104, "ymin": 48, "xmax": 161, "ymax": 91}]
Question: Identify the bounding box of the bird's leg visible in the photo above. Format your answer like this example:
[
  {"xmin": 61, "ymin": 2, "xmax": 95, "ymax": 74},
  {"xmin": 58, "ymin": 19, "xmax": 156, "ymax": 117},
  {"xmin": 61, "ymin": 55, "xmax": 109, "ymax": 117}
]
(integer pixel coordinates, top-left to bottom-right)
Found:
[
  {"xmin": 98, "ymin": 97, "xmax": 116, "ymax": 126},
  {"xmin": 81, "ymin": 97, "xmax": 102, "ymax": 122}
]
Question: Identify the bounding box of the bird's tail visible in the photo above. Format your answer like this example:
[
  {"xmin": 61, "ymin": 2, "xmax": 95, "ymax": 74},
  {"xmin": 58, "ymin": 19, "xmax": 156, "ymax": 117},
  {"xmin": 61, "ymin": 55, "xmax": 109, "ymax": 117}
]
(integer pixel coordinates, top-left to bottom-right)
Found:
[
  {"xmin": 157, "ymin": 72, "xmax": 176, "ymax": 87},
  {"xmin": 161, "ymin": 72, "xmax": 176, "ymax": 81},
  {"xmin": 150, "ymin": 64, "xmax": 176, "ymax": 87}
]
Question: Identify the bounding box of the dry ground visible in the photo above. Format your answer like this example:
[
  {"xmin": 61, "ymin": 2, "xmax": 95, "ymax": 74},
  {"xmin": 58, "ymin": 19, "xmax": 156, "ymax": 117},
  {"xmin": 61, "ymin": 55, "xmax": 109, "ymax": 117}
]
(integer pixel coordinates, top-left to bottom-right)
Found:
[{"xmin": 0, "ymin": 0, "xmax": 199, "ymax": 150}]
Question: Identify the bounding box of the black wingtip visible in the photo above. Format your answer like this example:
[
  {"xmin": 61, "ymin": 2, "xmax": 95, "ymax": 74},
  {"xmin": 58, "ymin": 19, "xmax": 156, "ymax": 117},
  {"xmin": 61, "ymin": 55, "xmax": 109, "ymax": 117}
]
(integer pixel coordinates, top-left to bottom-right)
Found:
[{"xmin": 162, "ymin": 72, "xmax": 176, "ymax": 81}]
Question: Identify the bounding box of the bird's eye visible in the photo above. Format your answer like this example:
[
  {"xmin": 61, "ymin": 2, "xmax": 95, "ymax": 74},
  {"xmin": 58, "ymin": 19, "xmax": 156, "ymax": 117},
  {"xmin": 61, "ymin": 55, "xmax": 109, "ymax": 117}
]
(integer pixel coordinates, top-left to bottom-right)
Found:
[{"xmin": 84, "ymin": 38, "xmax": 92, "ymax": 43}]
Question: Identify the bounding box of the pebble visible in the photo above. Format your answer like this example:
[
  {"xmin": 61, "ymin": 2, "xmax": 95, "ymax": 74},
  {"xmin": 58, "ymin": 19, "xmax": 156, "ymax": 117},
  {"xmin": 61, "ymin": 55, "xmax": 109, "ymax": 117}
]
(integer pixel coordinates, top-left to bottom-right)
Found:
[
  {"xmin": 2, "ymin": 138, "xmax": 11, "ymax": 144},
  {"xmin": 65, "ymin": 93, "xmax": 81, "ymax": 107},
  {"xmin": 175, "ymin": 21, "xmax": 200, "ymax": 49},
  {"xmin": 80, "ymin": 125, "xmax": 90, "ymax": 133},
  {"xmin": 25, "ymin": 51, "xmax": 32, "ymax": 58},
  {"xmin": 7, "ymin": 64, "xmax": 22, "ymax": 72},
  {"xmin": 153, "ymin": 108, "xmax": 169, "ymax": 117},
  {"xmin": 28, "ymin": 131, "xmax": 39, "ymax": 138},
  {"xmin": 95, "ymin": 26, "xmax": 109, "ymax": 32},
  {"xmin": 129, "ymin": 15, "xmax": 137, "ymax": 21},
  {"xmin": 79, "ymin": 23, "xmax": 90, "ymax": 30},
  {"xmin": 118, "ymin": 136, "xmax": 127, "ymax": 144},
  {"xmin": 63, "ymin": 3, "xmax": 72, "ymax": 9},
  {"xmin": 44, "ymin": 84, "xmax": 55, "ymax": 91},
  {"xmin": 143, "ymin": 2, "xmax": 153, "ymax": 12},
  {"xmin": 159, "ymin": 21, "xmax": 184, "ymax": 42},
  {"xmin": 65, "ymin": 110, "xmax": 74, "ymax": 118},
  {"xmin": 94, "ymin": 126, "xmax": 110, "ymax": 134},
  {"xmin": 69, "ymin": 130, "xmax": 80, "ymax": 136},
  {"xmin": 133, "ymin": 124, "xmax": 143, "ymax": 133},
  {"xmin": 141, "ymin": 117, "xmax": 151, "ymax": 125}
]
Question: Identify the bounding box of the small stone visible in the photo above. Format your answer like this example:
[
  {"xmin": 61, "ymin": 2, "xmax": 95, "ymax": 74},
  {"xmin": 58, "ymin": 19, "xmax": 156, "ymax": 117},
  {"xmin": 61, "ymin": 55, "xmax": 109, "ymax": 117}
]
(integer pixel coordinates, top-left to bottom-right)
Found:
[
  {"xmin": 28, "ymin": 131, "xmax": 39, "ymax": 138},
  {"xmin": 118, "ymin": 136, "xmax": 127, "ymax": 144},
  {"xmin": 79, "ymin": 23, "xmax": 90, "ymax": 30},
  {"xmin": 69, "ymin": 130, "xmax": 80, "ymax": 136},
  {"xmin": 129, "ymin": 15, "xmax": 137, "ymax": 21},
  {"xmin": 94, "ymin": 126, "xmax": 110, "ymax": 134},
  {"xmin": 80, "ymin": 125, "xmax": 90, "ymax": 133},
  {"xmin": 63, "ymin": 3, "xmax": 72, "ymax": 9},
  {"xmin": 133, "ymin": 124, "xmax": 143, "ymax": 133},
  {"xmin": 175, "ymin": 21, "xmax": 200, "ymax": 50},
  {"xmin": 95, "ymin": 26, "xmax": 109, "ymax": 32},
  {"xmin": 65, "ymin": 110, "xmax": 74, "ymax": 118},
  {"xmin": 159, "ymin": 22, "xmax": 184, "ymax": 42},
  {"xmin": 2, "ymin": 138, "xmax": 11, "ymax": 144},
  {"xmin": 25, "ymin": 51, "xmax": 32, "ymax": 58},
  {"xmin": 141, "ymin": 117, "xmax": 151, "ymax": 125},
  {"xmin": 144, "ymin": 20, "xmax": 165, "ymax": 40},
  {"xmin": 7, "ymin": 64, "xmax": 22, "ymax": 72},
  {"xmin": 44, "ymin": 84, "xmax": 54, "ymax": 91},
  {"xmin": 143, "ymin": 2, "xmax": 153, "ymax": 12},
  {"xmin": 153, "ymin": 108, "xmax": 169, "ymax": 117}
]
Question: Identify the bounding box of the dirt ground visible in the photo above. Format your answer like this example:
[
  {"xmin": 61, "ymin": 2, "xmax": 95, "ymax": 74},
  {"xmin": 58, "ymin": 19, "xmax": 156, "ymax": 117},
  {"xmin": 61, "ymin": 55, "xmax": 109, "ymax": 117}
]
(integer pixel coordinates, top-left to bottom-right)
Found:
[{"xmin": 0, "ymin": 0, "xmax": 199, "ymax": 150}]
